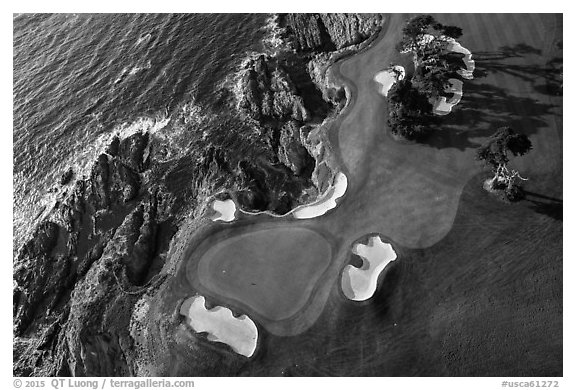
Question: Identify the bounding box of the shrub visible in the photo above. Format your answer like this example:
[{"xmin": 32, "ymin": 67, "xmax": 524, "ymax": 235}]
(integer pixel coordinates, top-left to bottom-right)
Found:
[{"xmin": 387, "ymin": 80, "xmax": 434, "ymax": 140}]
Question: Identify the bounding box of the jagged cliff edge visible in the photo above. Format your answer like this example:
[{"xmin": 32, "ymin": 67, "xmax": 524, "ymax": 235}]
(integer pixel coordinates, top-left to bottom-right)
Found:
[{"xmin": 13, "ymin": 13, "xmax": 383, "ymax": 376}]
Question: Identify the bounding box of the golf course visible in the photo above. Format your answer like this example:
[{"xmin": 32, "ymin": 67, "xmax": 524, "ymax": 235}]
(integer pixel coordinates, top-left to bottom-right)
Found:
[{"xmin": 172, "ymin": 13, "xmax": 562, "ymax": 375}]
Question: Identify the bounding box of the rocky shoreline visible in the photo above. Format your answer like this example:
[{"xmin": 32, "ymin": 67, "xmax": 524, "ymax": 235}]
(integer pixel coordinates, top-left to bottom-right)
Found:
[{"xmin": 13, "ymin": 13, "xmax": 384, "ymax": 376}]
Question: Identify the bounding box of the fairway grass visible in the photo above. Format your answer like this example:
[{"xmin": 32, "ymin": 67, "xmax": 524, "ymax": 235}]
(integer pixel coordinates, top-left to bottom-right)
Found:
[
  {"xmin": 341, "ymin": 235, "xmax": 397, "ymax": 301},
  {"xmin": 180, "ymin": 295, "xmax": 258, "ymax": 358}
]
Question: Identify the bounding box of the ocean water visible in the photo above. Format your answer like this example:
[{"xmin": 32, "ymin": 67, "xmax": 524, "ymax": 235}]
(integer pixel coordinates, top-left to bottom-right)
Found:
[{"xmin": 13, "ymin": 13, "xmax": 273, "ymax": 251}]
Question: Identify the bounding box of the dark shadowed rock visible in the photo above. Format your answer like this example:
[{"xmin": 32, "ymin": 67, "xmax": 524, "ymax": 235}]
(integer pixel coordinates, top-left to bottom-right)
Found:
[
  {"xmin": 278, "ymin": 120, "xmax": 315, "ymax": 176},
  {"xmin": 238, "ymin": 54, "xmax": 310, "ymax": 122},
  {"xmin": 88, "ymin": 153, "xmax": 140, "ymax": 210},
  {"xmin": 89, "ymin": 154, "xmax": 111, "ymax": 209},
  {"xmin": 13, "ymin": 221, "xmax": 62, "ymax": 335},
  {"xmin": 281, "ymin": 13, "xmax": 383, "ymax": 52},
  {"xmin": 106, "ymin": 135, "xmax": 120, "ymax": 157},
  {"xmin": 118, "ymin": 132, "xmax": 149, "ymax": 172},
  {"xmin": 120, "ymin": 193, "xmax": 159, "ymax": 286},
  {"xmin": 59, "ymin": 168, "xmax": 74, "ymax": 186}
]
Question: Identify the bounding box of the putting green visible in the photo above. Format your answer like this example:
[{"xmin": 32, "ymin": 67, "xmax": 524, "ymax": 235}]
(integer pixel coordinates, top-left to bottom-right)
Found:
[{"xmin": 195, "ymin": 226, "xmax": 332, "ymax": 321}]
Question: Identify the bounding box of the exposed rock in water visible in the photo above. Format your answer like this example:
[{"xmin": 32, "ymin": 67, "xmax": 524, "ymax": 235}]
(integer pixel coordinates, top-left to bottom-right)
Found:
[
  {"xmin": 118, "ymin": 131, "xmax": 149, "ymax": 172},
  {"xmin": 87, "ymin": 133, "xmax": 145, "ymax": 210},
  {"xmin": 106, "ymin": 135, "xmax": 120, "ymax": 157}
]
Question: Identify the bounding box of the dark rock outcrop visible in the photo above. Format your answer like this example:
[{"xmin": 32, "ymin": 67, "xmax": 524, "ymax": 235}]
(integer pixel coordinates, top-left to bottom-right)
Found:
[
  {"xmin": 87, "ymin": 133, "xmax": 145, "ymax": 210},
  {"xmin": 278, "ymin": 120, "xmax": 315, "ymax": 176},
  {"xmin": 13, "ymin": 129, "xmax": 157, "ymax": 375},
  {"xmin": 281, "ymin": 13, "xmax": 383, "ymax": 52},
  {"xmin": 120, "ymin": 193, "xmax": 160, "ymax": 286},
  {"xmin": 117, "ymin": 131, "xmax": 149, "ymax": 172},
  {"xmin": 13, "ymin": 221, "xmax": 62, "ymax": 334},
  {"xmin": 239, "ymin": 54, "xmax": 310, "ymax": 122},
  {"xmin": 60, "ymin": 168, "xmax": 74, "ymax": 186},
  {"xmin": 234, "ymin": 13, "xmax": 383, "ymax": 206}
]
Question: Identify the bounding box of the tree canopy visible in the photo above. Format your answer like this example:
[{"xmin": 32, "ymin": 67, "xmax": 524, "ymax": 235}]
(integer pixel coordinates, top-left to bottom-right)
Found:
[
  {"xmin": 387, "ymin": 79, "xmax": 435, "ymax": 140},
  {"xmin": 397, "ymin": 15, "xmax": 465, "ymax": 53},
  {"xmin": 402, "ymin": 14, "xmax": 435, "ymax": 39},
  {"xmin": 440, "ymin": 25, "xmax": 463, "ymax": 39},
  {"xmin": 476, "ymin": 127, "xmax": 533, "ymax": 168}
]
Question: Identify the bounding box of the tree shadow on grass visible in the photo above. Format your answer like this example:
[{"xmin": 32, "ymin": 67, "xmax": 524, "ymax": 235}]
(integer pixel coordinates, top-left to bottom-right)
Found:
[
  {"xmin": 423, "ymin": 82, "xmax": 556, "ymax": 151},
  {"xmin": 473, "ymin": 44, "xmax": 562, "ymax": 96},
  {"xmin": 476, "ymin": 43, "xmax": 543, "ymax": 61},
  {"xmin": 417, "ymin": 42, "xmax": 560, "ymax": 151},
  {"xmin": 523, "ymin": 190, "xmax": 563, "ymax": 221}
]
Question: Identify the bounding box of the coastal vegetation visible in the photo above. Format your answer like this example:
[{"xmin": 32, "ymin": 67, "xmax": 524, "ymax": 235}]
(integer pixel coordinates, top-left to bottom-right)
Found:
[{"xmin": 387, "ymin": 15, "xmax": 468, "ymax": 140}]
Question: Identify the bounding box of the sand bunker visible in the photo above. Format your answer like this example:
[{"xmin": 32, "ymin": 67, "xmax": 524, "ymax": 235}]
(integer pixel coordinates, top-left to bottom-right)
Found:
[
  {"xmin": 405, "ymin": 34, "xmax": 475, "ymax": 80},
  {"xmin": 445, "ymin": 38, "xmax": 475, "ymax": 80},
  {"xmin": 374, "ymin": 65, "xmax": 405, "ymax": 96},
  {"xmin": 341, "ymin": 236, "xmax": 397, "ymax": 301},
  {"xmin": 211, "ymin": 199, "xmax": 237, "ymax": 222},
  {"xmin": 432, "ymin": 78, "xmax": 463, "ymax": 115},
  {"xmin": 180, "ymin": 295, "xmax": 258, "ymax": 358},
  {"xmin": 210, "ymin": 171, "xmax": 348, "ymax": 221},
  {"xmin": 293, "ymin": 172, "xmax": 348, "ymax": 219}
]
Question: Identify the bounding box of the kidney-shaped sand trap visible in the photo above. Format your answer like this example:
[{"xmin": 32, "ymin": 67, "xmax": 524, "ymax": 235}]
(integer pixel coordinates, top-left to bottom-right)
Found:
[
  {"xmin": 180, "ymin": 295, "xmax": 258, "ymax": 358},
  {"xmin": 341, "ymin": 236, "xmax": 397, "ymax": 301},
  {"xmin": 445, "ymin": 38, "xmax": 475, "ymax": 80},
  {"xmin": 374, "ymin": 65, "xmax": 406, "ymax": 96},
  {"xmin": 432, "ymin": 78, "xmax": 464, "ymax": 115},
  {"xmin": 210, "ymin": 199, "xmax": 237, "ymax": 222},
  {"xmin": 195, "ymin": 226, "xmax": 332, "ymax": 321}
]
